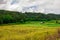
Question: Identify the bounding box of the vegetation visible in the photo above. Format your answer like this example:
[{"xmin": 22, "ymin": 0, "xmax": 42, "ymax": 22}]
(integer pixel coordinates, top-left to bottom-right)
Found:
[
  {"xmin": 0, "ymin": 10, "xmax": 60, "ymax": 40},
  {"xmin": 0, "ymin": 10, "xmax": 60, "ymax": 24},
  {"xmin": 0, "ymin": 24, "xmax": 60, "ymax": 40}
]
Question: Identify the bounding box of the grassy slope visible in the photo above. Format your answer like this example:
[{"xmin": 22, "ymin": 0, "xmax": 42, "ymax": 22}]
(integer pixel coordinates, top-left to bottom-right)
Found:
[{"xmin": 0, "ymin": 21, "xmax": 60, "ymax": 40}]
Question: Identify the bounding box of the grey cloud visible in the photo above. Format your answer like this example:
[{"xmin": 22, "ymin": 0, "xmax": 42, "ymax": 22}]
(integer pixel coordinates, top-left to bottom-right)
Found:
[{"xmin": 0, "ymin": 0, "xmax": 60, "ymax": 14}]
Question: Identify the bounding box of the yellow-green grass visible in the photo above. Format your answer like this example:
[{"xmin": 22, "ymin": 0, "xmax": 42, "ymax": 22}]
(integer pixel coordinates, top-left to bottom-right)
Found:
[{"xmin": 0, "ymin": 24, "xmax": 60, "ymax": 40}]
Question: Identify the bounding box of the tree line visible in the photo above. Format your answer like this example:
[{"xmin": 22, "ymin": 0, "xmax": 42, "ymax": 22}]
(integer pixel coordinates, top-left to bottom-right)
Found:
[{"xmin": 0, "ymin": 10, "xmax": 60, "ymax": 24}]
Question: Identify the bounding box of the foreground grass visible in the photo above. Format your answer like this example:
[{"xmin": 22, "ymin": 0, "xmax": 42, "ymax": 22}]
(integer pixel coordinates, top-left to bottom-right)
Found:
[{"xmin": 0, "ymin": 22, "xmax": 60, "ymax": 40}]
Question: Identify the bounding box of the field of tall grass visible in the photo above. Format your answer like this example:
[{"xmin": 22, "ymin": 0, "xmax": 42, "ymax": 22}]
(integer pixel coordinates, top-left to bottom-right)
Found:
[{"xmin": 0, "ymin": 21, "xmax": 60, "ymax": 40}]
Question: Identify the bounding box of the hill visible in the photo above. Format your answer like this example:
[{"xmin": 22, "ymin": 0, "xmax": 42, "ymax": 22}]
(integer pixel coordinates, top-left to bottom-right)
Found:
[{"xmin": 0, "ymin": 10, "xmax": 60, "ymax": 24}]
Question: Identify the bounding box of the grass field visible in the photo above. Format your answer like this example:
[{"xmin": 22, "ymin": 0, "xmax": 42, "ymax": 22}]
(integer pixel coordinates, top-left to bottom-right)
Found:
[{"xmin": 0, "ymin": 21, "xmax": 60, "ymax": 40}]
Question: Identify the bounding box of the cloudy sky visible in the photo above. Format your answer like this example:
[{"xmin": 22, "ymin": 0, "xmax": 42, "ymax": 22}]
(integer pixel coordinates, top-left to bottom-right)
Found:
[{"xmin": 0, "ymin": 0, "xmax": 60, "ymax": 14}]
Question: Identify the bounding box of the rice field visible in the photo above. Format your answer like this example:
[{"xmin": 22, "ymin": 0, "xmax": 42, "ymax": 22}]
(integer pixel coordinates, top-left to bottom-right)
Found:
[{"xmin": 0, "ymin": 22, "xmax": 60, "ymax": 40}]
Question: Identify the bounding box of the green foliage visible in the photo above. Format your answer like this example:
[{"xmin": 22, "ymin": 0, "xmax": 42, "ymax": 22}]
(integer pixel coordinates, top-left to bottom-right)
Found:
[{"xmin": 0, "ymin": 10, "xmax": 60, "ymax": 24}]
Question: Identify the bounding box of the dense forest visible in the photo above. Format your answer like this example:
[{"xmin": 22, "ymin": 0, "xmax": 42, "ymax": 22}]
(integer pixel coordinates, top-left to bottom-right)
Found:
[{"xmin": 0, "ymin": 10, "xmax": 60, "ymax": 24}]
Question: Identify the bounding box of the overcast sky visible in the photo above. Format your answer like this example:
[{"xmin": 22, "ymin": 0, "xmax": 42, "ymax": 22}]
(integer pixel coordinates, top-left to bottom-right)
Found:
[{"xmin": 0, "ymin": 0, "xmax": 60, "ymax": 14}]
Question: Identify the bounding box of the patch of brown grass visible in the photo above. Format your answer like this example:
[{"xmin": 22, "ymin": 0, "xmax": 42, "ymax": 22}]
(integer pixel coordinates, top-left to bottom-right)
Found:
[{"xmin": 0, "ymin": 25, "xmax": 60, "ymax": 40}]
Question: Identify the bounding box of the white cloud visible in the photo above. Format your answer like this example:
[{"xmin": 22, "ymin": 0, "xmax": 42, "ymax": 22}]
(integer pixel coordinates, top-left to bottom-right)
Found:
[{"xmin": 0, "ymin": 0, "xmax": 60, "ymax": 14}]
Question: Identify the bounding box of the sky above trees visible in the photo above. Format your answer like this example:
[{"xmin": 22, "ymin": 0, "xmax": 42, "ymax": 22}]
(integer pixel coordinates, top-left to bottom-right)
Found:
[{"xmin": 0, "ymin": 0, "xmax": 60, "ymax": 14}]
